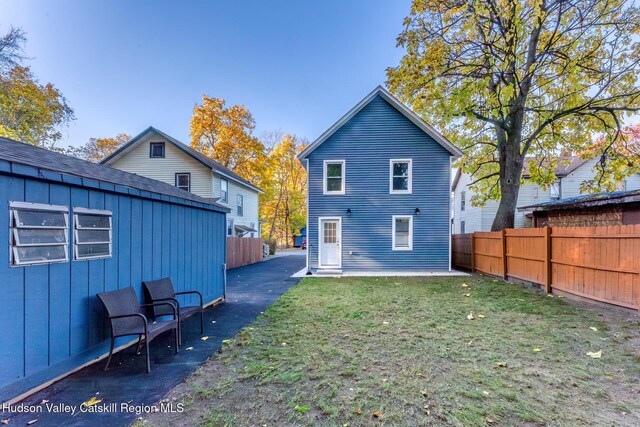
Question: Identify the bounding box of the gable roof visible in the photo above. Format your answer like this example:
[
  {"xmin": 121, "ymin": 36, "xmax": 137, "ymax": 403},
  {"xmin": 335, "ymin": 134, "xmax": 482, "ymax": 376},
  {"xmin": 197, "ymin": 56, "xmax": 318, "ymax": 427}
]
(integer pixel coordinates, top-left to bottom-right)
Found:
[
  {"xmin": 101, "ymin": 126, "xmax": 262, "ymax": 193},
  {"xmin": 297, "ymin": 86, "xmax": 462, "ymax": 160},
  {"xmin": 0, "ymin": 137, "xmax": 229, "ymax": 212}
]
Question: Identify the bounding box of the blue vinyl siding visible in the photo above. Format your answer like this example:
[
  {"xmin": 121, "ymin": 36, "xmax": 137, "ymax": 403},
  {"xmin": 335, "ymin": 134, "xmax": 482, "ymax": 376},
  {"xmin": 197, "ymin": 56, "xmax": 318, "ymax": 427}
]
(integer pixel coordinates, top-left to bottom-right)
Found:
[
  {"xmin": 0, "ymin": 165, "xmax": 226, "ymax": 401},
  {"xmin": 307, "ymin": 94, "xmax": 452, "ymax": 271}
]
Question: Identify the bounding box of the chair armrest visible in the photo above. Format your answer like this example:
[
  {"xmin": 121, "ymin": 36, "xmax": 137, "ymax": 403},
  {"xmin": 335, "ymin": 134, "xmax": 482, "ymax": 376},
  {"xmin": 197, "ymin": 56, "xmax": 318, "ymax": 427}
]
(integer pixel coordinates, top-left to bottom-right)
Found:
[
  {"xmin": 175, "ymin": 290, "xmax": 203, "ymax": 306},
  {"xmin": 148, "ymin": 296, "xmax": 180, "ymax": 309},
  {"xmin": 140, "ymin": 301, "xmax": 178, "ymax": 319},
  {"xmin": 107, "ymin": 313, "xmax": 148, "ymax": 336}
]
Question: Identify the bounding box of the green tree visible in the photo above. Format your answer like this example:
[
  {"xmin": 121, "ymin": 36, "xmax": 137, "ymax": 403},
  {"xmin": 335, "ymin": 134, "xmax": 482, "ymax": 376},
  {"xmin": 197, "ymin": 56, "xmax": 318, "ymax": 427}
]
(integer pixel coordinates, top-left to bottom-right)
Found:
[
  {"xmin": 388, "ymin": 0, "xmax": 640, "ymax": 230},
  {"xmin": 0, "ymin": 26, "xmax": 74, "ymax": 147}
]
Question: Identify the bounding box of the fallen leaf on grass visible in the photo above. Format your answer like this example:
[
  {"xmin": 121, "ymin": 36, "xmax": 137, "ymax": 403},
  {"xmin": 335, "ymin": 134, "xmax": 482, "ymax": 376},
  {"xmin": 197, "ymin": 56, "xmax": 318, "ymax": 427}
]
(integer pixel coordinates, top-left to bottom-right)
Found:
[
  {"xmin": 464, "ymin": 293, "xmax": 471, "ymax": 297},
  {"xmin": 83, "ymin": 396, "xmax": 102, "ymax": 407},
  {"xmin": 533, "ymin": 348, "xmax": 542, "ymax": 352},
  {"xmin": 294, "ymin": 405, "xmax": 311, "ymax": 414},
  {"xmin": 486, "ymin": 417, "xmax": 495, "ymax": 424},
  {"xmin": 281, "ymin": 342, "xmax": 287, "ymax": 346},
  {"xmin": 222, "ymin": 339, "xmax": 232, "ymax": 344},
  {"xmin": 382, "ymin": 321, "xmax": 389, "ymax": 325},
  {"xmin": 590, "ymin": 327, "xmax": 598, "ymax": 332},
  {"xmin": 467, "ymin": 311, "xmax": 474, "ymax": 320},
  {"xmin": 482, "ymin": 391, "xmax": 490, "ymax": 396},
  {"xmin": 372, "ymin": 411, "xmax": 382, "ymax": 418},
  {"xmin": 462, "ymin": 283, "xmax": 468, "ymax": 288},
  {"xmin": 201, "ymin": 336, "xmax": 209, "ymax": 341},
  {"xmin": 557, "ymin": 295, "xmax": 565, "ymax": 299},
  {"xmin": 547, "ymin": 294, "xmax": 554, "ymax": 298},
  {"xmin": 495, "ymin": 361, "xmax": 508, "ymax": 367},
  {"xmin": 587, "ymin": 350, "xmax": 602, "ymax": 359},
  {"xmin": 355, "ymin": 409, "xmax": 362, "ymax": 415},
  {"xmin": 478, "ymin": 314, "xmax": 485, "ymax": 319}
]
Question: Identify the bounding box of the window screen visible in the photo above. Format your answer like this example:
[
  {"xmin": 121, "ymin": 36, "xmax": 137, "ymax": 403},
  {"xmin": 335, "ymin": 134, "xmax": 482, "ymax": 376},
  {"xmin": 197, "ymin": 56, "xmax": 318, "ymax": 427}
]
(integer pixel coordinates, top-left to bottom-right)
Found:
[
  {"xmin": 149, "ymin": 142, "xmax": 165, "ymax": 158},
  {"xmin": 74, "ymin": 208, "xmax": 112, "ymax": 260},
  {"xmin": 10, "ymin": 202, "xmax": 69, "ymax": 266},
  {"xmin": 220, "ymin": 179, "xmax": 228, "ymax": 203},
  {"xmin": 391, "ymin": 160, "xmax": 411, "ymax": 192},
  {"xmin": 393, "ymin": 216, "xmax": 412, "ymax": 250},
  {"xmin": 324, "ymin": 161, "xmax": 344, "ymax": 193},
  {"xmin": 176, "ymin": 173, "xmax": 190, "ymax": 192},
  {"xmin": 237, "ymin": 194, "xmax": 244, "ymax": 217}
]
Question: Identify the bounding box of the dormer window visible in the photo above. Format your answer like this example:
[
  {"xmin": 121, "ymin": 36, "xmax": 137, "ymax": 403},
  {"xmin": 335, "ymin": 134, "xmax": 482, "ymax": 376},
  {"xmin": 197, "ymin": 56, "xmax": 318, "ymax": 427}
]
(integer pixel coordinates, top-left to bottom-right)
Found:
[{"xmin": 149, "ymin": 142, "xmax": 165, "ymax": 158}]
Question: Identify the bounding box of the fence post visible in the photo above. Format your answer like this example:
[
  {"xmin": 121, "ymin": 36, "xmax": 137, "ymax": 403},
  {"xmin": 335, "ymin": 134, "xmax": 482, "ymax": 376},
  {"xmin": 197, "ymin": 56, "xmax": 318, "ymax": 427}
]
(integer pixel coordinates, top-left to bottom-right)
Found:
[
  {"xmin": 501, "ymin": 229, "xmax": 507, "ymax": 279},
  {"xmin": 544, "ymin": 226, "xmax": 552, "ymax": 293},
  {"xmin": 470, "ymin": 233, "xmax": 475, "ymax": 273}
]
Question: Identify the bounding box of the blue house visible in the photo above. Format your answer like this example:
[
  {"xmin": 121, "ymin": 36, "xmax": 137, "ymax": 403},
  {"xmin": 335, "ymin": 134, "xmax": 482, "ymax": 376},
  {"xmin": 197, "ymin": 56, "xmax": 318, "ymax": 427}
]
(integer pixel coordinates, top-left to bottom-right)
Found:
[
  {"xmin": 0, "ymin": 137, "xmax": 229, "ymax": 403},
  {"xmin": 294, "ymin": 226, "xmax": 307, "ymax": 247},
  {"xmin": 298, "ymin": 86, "xmax": 462, "ymax": 274}
]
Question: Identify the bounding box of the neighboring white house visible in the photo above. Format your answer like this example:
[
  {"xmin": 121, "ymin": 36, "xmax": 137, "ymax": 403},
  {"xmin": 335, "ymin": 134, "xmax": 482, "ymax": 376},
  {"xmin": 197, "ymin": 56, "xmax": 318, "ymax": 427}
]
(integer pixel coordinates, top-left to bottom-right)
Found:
[
  {"xmin": 101, "ymin": 126, "xmax": 262, "ymax": 237},
  {"xmin": 452, "ymin": 156, "xmax": 640, "ymax": 233}
]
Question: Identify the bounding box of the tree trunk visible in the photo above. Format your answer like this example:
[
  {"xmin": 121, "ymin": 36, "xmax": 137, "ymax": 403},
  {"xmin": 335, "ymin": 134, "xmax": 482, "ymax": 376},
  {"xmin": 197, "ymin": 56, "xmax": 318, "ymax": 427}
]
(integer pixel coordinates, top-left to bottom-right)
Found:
[{"xmin": 492, "ymin": 122, "xmax": 525, "ymax": 231}]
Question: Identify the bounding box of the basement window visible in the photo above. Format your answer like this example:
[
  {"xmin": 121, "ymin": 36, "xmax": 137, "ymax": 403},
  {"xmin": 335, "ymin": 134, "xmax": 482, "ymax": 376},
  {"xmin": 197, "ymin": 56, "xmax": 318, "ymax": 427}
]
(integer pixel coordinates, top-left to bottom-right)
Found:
[
  {"xmin": 74, "ymin": 208, "xmax": 112, "ymax": 260},
  {"xmin": 10, "ymin": 202, "xmax": 69, "ymax": 266}
]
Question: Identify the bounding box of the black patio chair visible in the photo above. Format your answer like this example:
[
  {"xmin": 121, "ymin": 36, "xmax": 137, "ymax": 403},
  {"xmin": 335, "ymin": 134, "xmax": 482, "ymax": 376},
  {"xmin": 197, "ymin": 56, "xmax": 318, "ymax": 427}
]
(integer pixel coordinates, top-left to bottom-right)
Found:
[
  {"xmin": 97, "ymin": 286, "xmax": 179, "ymax": 373},
  {"xmin": 143, "ymin": 277, "xmax": 204, "ymax": 345}
]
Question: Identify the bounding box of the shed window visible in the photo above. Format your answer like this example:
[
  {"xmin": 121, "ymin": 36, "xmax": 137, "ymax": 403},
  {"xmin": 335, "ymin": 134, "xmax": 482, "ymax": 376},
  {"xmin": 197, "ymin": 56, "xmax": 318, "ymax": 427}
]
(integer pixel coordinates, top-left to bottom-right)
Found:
[
  {"xmin": 323, "ymin": 160, "xmax": 345, "ymax": 195},
  {"xmin": 74, "ymin": 208, "xmax": 112, "ymax": 260},
  {"xmin": 392, "ymin": 216, "xmax": 413, "ymax": 251},
  {"xmin": 149, "ymin": 142, "xmax": 165, "ymax": 158},
  {"xmin": 175, "ymin": 173, "xmax": 191, "ymax": 192},
  {"xmin": 220, "ymin": 179, "xmax": 228, "ymax": 203},
  {"xmin": 10, "ymin": 202, "xmax": 69, "ymax": 266},
  {"xmin": 390, "ymin": 159, "xmax": 412, "ymax": 193},
  {"xmin": 237, "ymin": 194, "xmax": 244, "ymax": 217}
]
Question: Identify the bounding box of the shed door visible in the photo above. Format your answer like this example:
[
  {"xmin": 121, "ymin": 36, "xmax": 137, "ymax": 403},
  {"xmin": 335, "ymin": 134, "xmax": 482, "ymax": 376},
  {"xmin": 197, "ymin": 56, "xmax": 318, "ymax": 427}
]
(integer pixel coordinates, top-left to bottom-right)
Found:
[{"xmin": 319, "ymin": 218, "xmax": 341, "ymax": 268}]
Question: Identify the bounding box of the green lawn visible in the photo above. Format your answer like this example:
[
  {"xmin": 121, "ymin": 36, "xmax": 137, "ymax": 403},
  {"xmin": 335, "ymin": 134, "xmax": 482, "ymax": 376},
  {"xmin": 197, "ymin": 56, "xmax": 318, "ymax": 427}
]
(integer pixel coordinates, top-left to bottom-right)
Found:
[{"xmin": 141, "ymin": 276, "xmax": 640, "ymax": 426}]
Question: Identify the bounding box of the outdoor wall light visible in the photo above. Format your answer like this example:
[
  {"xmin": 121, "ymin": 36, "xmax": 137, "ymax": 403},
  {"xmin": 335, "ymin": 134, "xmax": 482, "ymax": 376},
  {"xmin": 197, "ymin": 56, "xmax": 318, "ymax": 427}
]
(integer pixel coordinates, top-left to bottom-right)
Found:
[
  {"xmin": 347, "ymin": 208, "xmax": 352, "ymax": 216},
  {"xmin": 415, "ymin": 208, "xmax": 420, "ymax": 215}
]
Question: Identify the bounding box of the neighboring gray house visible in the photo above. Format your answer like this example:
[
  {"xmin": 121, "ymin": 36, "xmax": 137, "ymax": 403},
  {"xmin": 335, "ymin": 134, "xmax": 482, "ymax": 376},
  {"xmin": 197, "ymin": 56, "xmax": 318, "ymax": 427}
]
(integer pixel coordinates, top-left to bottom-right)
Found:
[
  {"xmin": 452, "ymin": 157, "xmax": 640, "ymax": 233},
  {"xmin": 102, "ymin": 127, "xmax": 262, "ymax": 237},
  {"xmin": 298, "ymin": 86, "xmax": 462, "ymax": 274}
]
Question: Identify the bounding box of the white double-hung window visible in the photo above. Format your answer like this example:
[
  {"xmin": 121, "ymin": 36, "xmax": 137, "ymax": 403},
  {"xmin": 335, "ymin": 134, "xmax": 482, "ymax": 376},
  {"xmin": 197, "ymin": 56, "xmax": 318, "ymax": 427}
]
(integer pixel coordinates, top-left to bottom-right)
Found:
[
  {"xmin": 10, "ymin": 202, "xmax": 69, "ymax": 266},
  {"xmin": 323, "ymin": 160, "xmax": 345, "ymax": 195},
  {"xmin": 392, "ymin": 215, "xmax": 413, "ymax": 251},
  {"xmin": 74, "ymin": 208, "xmax": 112, "ymax": 260},
  {"xmin": 390, "ymin": 159, "xmax": 412, "ymax": 194}
]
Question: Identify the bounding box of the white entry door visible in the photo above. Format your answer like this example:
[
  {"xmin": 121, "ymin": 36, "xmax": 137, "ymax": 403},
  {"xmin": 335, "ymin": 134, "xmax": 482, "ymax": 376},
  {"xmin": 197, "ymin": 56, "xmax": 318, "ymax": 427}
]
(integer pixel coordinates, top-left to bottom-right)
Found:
[{"xmin": 319, "ymin": 218, "xmax": 341, "ymax": 268}]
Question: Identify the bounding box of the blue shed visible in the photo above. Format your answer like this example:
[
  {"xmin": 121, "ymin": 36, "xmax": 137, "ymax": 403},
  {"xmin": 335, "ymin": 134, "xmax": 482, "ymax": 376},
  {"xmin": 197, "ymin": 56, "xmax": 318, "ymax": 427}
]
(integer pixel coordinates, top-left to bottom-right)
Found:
[
  {"xmin": 293, "ymin": 226, "xmax": 307, "ymax": 247},
  {"xmin": 298, "ymin": 86, "xmax": 462, "ymax": 273},
  {"xmin": 0, "ymin": 137, "xmax": 229, "ymax": 403}
]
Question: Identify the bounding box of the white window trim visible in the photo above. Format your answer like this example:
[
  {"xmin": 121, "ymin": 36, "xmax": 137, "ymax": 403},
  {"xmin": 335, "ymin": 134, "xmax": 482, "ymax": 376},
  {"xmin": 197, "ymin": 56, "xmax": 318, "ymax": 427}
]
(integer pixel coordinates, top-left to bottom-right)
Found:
[
  {"xmin": 389, "ymin": 159, "xmax": 412, "ymax": 194},
  {"xmin": 323, "ymin": 160, "xmax": 346, "ymax": 195},
  {"xmin": 392, "ymin": 215, "xmax": 413, "ymax": 251},
  {"xmin": 73, "ymin": 208, "xmax": 113, "ymax": 261},
  {"xmin": 220, "ymin": 178, "xmax": 229, "ymax": 204},
  {"xmin": 10, "ymin": 202, "xmax": 69, "ymax": 266}
]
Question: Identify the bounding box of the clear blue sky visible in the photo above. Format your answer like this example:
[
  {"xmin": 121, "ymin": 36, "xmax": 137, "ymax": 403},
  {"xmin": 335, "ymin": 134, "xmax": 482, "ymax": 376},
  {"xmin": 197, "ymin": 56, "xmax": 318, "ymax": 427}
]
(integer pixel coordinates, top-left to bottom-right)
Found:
[{"xmin": 1, "ymin": 0, "xmax": 411, "ymax": 148}]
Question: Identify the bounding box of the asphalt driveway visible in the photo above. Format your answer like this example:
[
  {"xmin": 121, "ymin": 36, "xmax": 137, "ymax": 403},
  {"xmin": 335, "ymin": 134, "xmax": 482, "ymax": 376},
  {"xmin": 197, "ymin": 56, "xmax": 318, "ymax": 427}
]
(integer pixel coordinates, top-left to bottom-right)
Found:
[{"xmin": 2, "ymin": 253, "xmax": 306, "ymax": 427}]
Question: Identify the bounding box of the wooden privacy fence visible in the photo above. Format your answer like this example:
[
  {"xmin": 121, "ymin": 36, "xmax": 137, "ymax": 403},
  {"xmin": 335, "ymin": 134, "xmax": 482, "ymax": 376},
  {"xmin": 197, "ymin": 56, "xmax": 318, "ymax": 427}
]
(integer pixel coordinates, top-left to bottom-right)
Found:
[
  {"xmin": 452, "ymin": 224, "xmax": 640, "ymax": 310},
  {"xmin": 226, "ymin": 237, "xmax": 265, "ymax": 269}
]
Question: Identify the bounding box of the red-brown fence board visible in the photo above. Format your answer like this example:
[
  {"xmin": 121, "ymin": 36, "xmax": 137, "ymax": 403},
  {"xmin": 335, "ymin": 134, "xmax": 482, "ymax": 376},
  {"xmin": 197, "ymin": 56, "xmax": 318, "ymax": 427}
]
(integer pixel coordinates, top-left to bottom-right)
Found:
[
  {"xmin": 452, "ymin": 233, "xmax": 473, "ymax": 270},
  {"xmin": 473, "ymin": 231, "xmax": 504, "ymax": 277},
  {"xmin": 226, "ymin": 237, "xmax": 264, "ymax": 269},
  {"xmin": 452, "ymin": 224, "xmax": 640, "ymax": 310}
]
